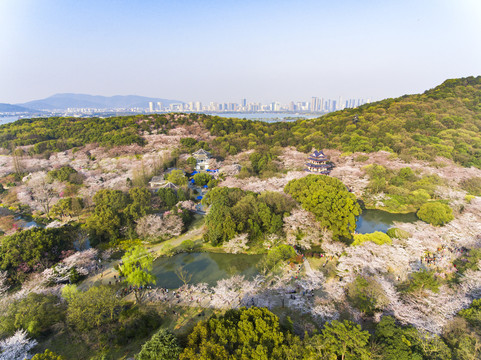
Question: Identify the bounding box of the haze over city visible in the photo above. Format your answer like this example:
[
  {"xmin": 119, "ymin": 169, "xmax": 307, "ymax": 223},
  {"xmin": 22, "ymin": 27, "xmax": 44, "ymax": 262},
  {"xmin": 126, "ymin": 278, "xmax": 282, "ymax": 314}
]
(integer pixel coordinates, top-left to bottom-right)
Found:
[{"xmin": 1, "ymin": 0, "xmax": 481, "ymax": 105}]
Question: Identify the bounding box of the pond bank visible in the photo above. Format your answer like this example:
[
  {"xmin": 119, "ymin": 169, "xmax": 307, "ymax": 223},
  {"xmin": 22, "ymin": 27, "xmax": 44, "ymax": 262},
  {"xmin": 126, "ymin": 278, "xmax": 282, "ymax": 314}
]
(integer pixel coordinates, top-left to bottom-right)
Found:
[{"xmin": 356, "ymin": 209, "xmax": 418, "ymax": 234}]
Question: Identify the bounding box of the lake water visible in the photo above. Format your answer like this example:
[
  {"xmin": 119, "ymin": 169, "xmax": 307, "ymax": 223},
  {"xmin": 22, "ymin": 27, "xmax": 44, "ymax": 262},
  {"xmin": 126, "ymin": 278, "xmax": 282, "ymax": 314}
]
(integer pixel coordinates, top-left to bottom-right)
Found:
[
  {"xmin": 0, "ymin": 116, "xmax": 23, "ymax": 124},
  {"xmin": 151, "ymin": 252, "xmax": 263, "ymax": 289},
  {"xmin": 356, "ymin": 209, "xmax": 418, "ymax": 234},
  {"xmin": 204, "ymin": 112, "xmax": 320, "ymax": 122},
  {"xmin": 0, "ymin": 112, "xmax": 322, "ymax": 125}
]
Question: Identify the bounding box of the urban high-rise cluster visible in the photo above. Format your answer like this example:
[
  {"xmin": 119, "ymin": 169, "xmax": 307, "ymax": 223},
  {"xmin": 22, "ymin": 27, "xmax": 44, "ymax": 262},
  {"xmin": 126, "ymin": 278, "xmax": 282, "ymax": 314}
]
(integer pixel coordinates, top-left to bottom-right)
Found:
[{"xmin": 148, "ymin": 96, "xmax": 371, "ymax": 114}]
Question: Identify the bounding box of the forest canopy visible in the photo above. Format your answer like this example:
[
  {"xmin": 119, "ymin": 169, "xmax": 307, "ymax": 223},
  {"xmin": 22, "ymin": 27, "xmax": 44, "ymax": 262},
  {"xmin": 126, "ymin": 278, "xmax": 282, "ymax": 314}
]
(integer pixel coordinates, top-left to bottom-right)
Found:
[
  {"xmin": 0, "ymin": 76, "xmax": 480, "ymax": 168},
  {"xmin": 284, "ymin": 175, "xmax": 361, "ymax": 239}
]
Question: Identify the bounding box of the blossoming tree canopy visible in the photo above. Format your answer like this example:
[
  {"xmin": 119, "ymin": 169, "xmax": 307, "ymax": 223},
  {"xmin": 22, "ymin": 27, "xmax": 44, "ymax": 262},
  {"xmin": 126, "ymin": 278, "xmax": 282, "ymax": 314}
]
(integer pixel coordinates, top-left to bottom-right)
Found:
[{"xmin": 284, "ymin": 175, "xmax": 361, "ymax": 239}]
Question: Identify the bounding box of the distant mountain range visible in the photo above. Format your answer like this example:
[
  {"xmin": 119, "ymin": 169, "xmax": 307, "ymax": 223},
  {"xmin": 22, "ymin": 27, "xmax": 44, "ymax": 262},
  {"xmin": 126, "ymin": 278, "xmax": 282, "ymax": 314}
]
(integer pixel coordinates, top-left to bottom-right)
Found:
[
  {"xmin": 0, "ymin": 103, "xmax": 36, "ymax": 113},
  {"xmin": 1, "ymin": 94, "xmax": 184, "ymax": 112}
]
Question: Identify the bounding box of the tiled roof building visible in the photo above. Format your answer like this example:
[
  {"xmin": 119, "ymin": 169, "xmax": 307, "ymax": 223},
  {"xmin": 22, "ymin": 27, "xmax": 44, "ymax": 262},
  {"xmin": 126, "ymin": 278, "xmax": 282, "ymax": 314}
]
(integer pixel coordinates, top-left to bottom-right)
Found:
[{"xmin": 305, "ymin": 150, "xmax": 332, "ymax": 174}]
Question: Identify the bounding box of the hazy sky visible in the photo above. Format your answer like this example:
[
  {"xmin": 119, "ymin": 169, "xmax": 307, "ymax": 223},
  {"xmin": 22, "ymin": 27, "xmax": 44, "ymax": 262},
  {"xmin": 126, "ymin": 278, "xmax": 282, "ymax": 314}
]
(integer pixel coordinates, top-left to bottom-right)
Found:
[{"xmin": 1, "ymin": 0, "xmax": 481, "ymax": 104}]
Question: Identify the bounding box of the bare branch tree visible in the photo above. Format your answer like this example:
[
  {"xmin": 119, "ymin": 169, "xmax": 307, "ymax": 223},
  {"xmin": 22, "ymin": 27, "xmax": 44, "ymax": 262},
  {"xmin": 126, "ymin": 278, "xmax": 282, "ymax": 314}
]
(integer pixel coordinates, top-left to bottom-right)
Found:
[
  {"xmin": 27, "ymin": 172, "xmax": 58, "ymax": 216},
  {"xmin": 175, "ymin": 266, "xmax": 192, "ymax": 286}
]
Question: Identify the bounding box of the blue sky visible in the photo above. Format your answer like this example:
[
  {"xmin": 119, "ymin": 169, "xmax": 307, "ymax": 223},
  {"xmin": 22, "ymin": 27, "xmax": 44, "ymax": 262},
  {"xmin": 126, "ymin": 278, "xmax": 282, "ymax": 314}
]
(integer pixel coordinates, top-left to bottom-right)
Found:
[{"xmin": 1, "ymin": 0, "xmax": 480, "ymax": 103}]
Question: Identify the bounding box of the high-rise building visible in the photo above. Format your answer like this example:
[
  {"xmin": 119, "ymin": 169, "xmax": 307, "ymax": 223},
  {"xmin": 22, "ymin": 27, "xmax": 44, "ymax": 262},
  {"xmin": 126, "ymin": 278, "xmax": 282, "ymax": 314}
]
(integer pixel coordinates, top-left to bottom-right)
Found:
[
  {"xmin": 311, "ymin": 97, "xmax": 319, "ymax": 112},
  {"xmin": 157, "ymin": 102, "xmax": 162, "ymax": 111},
  {"xmin": 149, "ymin": 102, "xmax": 154, "ymax": 112},
  {"xmin": 241, "ymin": 98, "xmax": 247, "ymax": 107}
]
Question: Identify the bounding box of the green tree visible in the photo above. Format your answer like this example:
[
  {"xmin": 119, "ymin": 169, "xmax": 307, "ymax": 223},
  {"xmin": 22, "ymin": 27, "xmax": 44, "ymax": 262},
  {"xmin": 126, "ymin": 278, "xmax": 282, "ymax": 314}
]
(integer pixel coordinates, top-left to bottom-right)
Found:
[
  {"xmin": 180, "ymin": 239, "xmax": 195, "ymax": 252},
  {"xmin": 180, "ymin": 307, "xmax": 295, "ymax": 360},
  {"xmin": 48, "ymin": 165, "xmax": 80, "ymax": 183},
  {"xmin": 347, "ymin": 276, "xmax": 389, "ymax": 316},
  {"xmin": 186, "ymin": 156, "xmax": 197, "ymax": 169},
  {"xmin": 50, "ymin": 197, "xmax": 84, "ymax": 219},
  {"xmin": 31, "ymin": 350, "xmax": 65, "ymax": 360},
  {"xmin": 417, "ymin": 202, "xmax": 454, "ymax": 226},
  {"xmin": 86, "ymin": 205, "xmax": 123, "ymax": 244},
  {"xmin": 0, "ymin": 293, "xmax": 65, "ymax": 337},
  {"xmin": 400, "ymin": 269, "xmax": 440, "ymax": 294},
  {"xmin": 460, "ymin": 299, "xmax": 481, "ymax": 329},
  {"xmin": 166, "ymin": 170, "xmax": 187, "ymax": 185},
  {"xmin": 320, "ymin": 320, "xmax": 371, "ymax": 360},
  {"xmin": 443, "ymin": 317, "xmax": 481, "ymax": 360},
  {"xmin": 66, "ymin": 286, "xmax": 124, "ymax": 336},
  {"xmin": 284, "ymin": 175, "xmax": 361, "ymax": 239},
  {"xmin": 375, "ymin": 316, "xmax": 423, "ymax": 360},
  {"xmin": 203, "ymin": 187, "xmax": 294, "ymax": 245},
  {"xmin": 157, "ymin": 188, "xmax": 179, "ymax": 209},
  {"xmin": 180, "ymin": 137, "xmax": 197, "ymax": 149},
  {"xmin": 260, "ymin": 245, "xmax": 296, "ymax": 272},
  {"xmin": 92, "ymin": 189, "xmax": 130, "ymax": 212},
  {"xmin": 460, "ymin": 177, "xmax": 481, "ymax": 196},
  {"xmin": 0, "ymin": 227, "xmax": 75, "ymax": 283},
  {"xmin": 135, "ymin": 329, "xmax": 181, "ymax": 360},
  {"xmin": 119, "ymin": 246, "xmax": 156, "ymax": 303},
  {"xmin": 86, "ymin": 189, "xmax": 132, "ymax": 243},
  {"xmin": 61, "ymin": 284, "xmax": 79, "ymax": 302},
  {"xmin": 126, "ymin": 187, "xmax": 152, "ymax": 220},
  {"xmin": 193, "ymin": 172, "xmax": 212, "ymax": 186}
]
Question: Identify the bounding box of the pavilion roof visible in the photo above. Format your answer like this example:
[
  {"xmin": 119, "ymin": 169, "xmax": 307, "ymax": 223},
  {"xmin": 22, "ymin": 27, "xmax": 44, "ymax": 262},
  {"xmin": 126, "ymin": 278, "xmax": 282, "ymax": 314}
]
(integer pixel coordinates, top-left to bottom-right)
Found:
[
  {"xmin": 193, "ymin": 149, "xmax": 211, "ymax": 157},
  {"xmin": 309, "ymin": 150, "xmax": 328, "ymax": 159},
  {"xmin": 160, "ymin": 182, "xmax": 178, "ymax": 190}
]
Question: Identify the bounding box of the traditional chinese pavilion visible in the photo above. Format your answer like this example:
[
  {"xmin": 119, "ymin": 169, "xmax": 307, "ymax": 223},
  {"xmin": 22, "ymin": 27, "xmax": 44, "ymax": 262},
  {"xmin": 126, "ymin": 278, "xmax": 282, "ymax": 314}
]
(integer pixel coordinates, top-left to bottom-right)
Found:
[
  {"xmin": 192, "ymin": 149, "xmax": 211, "ymax": 171},
  {"xmin": 305, "ymin": 150, "xmax": 332, "ymax": 174}
]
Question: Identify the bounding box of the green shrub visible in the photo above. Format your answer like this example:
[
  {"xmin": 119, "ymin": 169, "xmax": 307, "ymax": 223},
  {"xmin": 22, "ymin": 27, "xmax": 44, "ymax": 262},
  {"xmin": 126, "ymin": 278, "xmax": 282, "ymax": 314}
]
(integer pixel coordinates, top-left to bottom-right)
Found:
[
  {"xmin": 460, "ymin": 177, "xmax": 481, "ymax": 196},
  {"xmin": 0, "ymin": 293, "xmax": 65, "ymax": 337},
  {"xmin": 136, "ymin": 329, "xmax": 181, "ymax": 360},
  {"xmin": 459, "ymin": 299, "xmax": 481, "ymax": 329},
  {"xmin": 166, "ymin": 169, "xmax": 187, "ymax": 186},
  {"xmin": 193, "ymin": 172, "xmax": 212, "ymax": 187},
  {"xmin": 399, "ymin": 269, "xmax": 440, "ymax": 293},
  {"xmin": 386, "ymin": 227, "xmax": 411, "ymax": 240},
  {"xmin": 417, "ymin": 202, "xmax": 454, "ymax": 226},
  {"xmin": 347, "ymin": 276, "xmax": 389, "ymax": 315},
  {"xmin": 465, "ymin": 194, "xmax": 475, "ymax": 203},
  {"xmin": 31, "ymin": 350, "xmax": 65, "ymax": 360},
  {"xmin": 354, "ymin": 155, "xmax": 369, "ymax": 162},
  {"xmin": 453, "ymin": 248, "xmax": 481, "ymax": 276},
  {"xmin": 352, "ymin": 231, "xmax": 392, "ymax": 246},
  {"xmin": 180, "ymin": 239, "xmax": 195, "ymax": 252},
  {"xmin": 48, "ymin": 165, "xmax": 82, "ymax": 184},
  {"xmin": 260, "ymin": 245, "xmax": 296, "ymax": 272}
]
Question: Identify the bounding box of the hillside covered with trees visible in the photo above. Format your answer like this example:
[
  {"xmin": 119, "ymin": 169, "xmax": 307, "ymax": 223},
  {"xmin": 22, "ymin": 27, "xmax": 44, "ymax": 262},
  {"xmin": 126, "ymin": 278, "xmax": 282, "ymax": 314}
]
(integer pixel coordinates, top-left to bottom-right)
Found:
[
  {"xmin": 1, "ymin": 77, "xmax": 481, "ymax": 359},
  {"xmin": 0, "ymin": 76, "xmax": 480, "ymax": 168},
  {"xmin": 205, "ymin": 76, "xmax": 481, "ymax": 167}
]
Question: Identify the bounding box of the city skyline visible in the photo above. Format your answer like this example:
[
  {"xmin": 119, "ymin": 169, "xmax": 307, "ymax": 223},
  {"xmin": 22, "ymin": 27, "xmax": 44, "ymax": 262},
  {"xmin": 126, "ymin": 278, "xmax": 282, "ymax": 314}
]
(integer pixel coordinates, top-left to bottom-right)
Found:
[{"xmin": 146, "ymin": 96, "xmax": 371, "ymax": 113}]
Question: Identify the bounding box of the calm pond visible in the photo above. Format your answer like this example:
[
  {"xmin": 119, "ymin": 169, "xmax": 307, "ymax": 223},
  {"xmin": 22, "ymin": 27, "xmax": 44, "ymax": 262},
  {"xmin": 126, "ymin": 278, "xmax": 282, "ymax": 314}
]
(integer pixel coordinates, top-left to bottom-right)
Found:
[
  {"xmin": 151, "ymin": 252, "xmax": 263, "ymax": 289},
  {"xmin": 356, "ymin": 209, "xmax": 417, "ymax": 234},
  {"xmin": 151, "ymin": 210, "xmax": 417, "ymax": 288}
]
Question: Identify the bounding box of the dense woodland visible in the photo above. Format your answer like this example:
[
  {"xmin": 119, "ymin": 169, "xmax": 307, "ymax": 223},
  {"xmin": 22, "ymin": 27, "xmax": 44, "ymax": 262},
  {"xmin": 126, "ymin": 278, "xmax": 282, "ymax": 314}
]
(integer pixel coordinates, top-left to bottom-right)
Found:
[
  {"xmin": 1, "ymin": 76, "xmax": 480, "ymax": 167},
  {"xmin": 1, "ymin": 77, "xmax": 481, "ymax": 359}
]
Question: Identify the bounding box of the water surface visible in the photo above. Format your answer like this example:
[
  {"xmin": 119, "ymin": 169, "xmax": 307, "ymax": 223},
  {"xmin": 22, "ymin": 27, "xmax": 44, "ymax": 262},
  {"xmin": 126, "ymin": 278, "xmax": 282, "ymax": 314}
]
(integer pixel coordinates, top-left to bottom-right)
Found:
[
  {"xmin": 151, "ymin": 252, "xmax": 263, "ymax": 289},
  {"xmin": 356, "ymin": 209, "xmax": 417, "ymax": 234}
]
